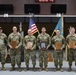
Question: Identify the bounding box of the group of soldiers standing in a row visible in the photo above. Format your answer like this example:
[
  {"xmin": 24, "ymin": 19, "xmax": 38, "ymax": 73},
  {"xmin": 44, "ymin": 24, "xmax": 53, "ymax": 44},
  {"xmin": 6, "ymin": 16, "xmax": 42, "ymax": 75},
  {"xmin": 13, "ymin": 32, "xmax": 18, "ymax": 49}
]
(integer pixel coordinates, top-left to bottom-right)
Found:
[{"xmin": 0, "ymin": 26, "xmax": 76, "ymax": 72}]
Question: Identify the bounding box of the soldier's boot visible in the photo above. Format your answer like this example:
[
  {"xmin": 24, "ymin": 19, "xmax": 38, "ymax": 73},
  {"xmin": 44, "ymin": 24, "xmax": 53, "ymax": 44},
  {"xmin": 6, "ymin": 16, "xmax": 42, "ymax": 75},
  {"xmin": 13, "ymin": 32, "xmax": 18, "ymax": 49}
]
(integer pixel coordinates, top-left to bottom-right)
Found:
[
  {"xmin": 60, "ymin": 66, "xmax": 63, "ymax": 72},
  {"xmin": 68, "ymin": 66, "xmax": 72, "ymax": 71},
  {"xmin": 44, "ymin": 67, "xmax": 48, "ymax": 72},
  {"xmin": 39, "ymin": 66, "xmax": 43, "ymax": 71},
  {"xmin": 18, "ymin": 66, "xmax": 21, "ymax": 72},
  {"xmin": 44, "ymin": 65, "xmax": 48, "ymax": 71},
  {"xmin": 10, "ymin": 66, "xmax": 15, "ymax": 71},
  {"xmin": 1, "ymin": 64, "xmax": 6, "ymax": 71},
  {"xmin": 54, "ymin": 66, "xmax": 58, "ymax": 71},
  {"xmin": 33, "ymin": 65, "xmax": 36, "ymax": 71},
  {"xmin": 24, "ymin": 65, "xmax": 29, "ymax": 71},
  {"xmin": 39, "ymin": 67, "xmax": 43, "ymax": 71},
  {"xmin": 39, "ymin": 64, "xmax": 43, "ymax": 71}
]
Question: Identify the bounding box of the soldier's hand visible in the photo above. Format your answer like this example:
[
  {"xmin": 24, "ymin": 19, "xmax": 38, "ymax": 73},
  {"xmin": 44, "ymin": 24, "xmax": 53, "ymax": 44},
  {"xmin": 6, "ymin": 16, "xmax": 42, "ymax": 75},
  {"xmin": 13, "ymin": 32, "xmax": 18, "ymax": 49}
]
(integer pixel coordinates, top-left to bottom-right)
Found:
[
  {"xmin": 5, "ymin": 48, "xmax": 7, "ymax": 59},
  {"xmin": 25, "ymin": 46, "xmax": 27, "ymax": 50},
  {"xmin": 54, "ymin": 47, "xmax": 56, "ymax": 50},
  {"xmin": 15, "ymin": 46, "xmax": 18, "ymax": 49},
  {"xmin": 39, "ymin": 47, "xmax": 41, "ymax": 50},
  {"xmin": 10, "ymin": 46, "xmax": 13, "ymax": 49},
  {"xmin": 46, "ymin": 46, "xmax": 48, "ymax": 50},
  {"xmin": 5, "ymin": 54, "xmax": 7, "ymax": 59},
  {"xmin": 61, "ymin": 47, "xmax": 62, "ymax": 50},
  {"xmin": 30, "ymin": 48, "xmax": 33, "ymax": 50},
  {"xmin": 74, "ymin": 46, "xmax": 76, "ymax": 49},
  {"xmin": 67, "ymin": 45, "xmax": 70, "ymax": 49}
]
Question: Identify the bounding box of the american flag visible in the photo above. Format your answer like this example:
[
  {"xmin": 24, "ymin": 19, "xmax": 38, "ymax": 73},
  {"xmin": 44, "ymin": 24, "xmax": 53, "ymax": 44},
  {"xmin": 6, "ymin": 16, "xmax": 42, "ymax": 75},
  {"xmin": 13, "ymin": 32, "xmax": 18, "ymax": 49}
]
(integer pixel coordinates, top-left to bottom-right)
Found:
[{"xmin": 29, "ymin": 17, "xmax": 39, "ymax": 34}]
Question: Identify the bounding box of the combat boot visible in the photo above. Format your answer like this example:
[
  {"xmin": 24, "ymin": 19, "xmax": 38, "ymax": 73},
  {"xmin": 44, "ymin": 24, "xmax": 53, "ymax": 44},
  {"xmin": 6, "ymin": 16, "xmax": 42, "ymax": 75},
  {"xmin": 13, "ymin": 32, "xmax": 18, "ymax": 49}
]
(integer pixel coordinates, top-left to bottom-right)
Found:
[
  {"xmin": 10, "ymin": 66, "xmax": 15, "ymax": 71},
  {"xmin": 60, "ymin": 66, "xmax": 63, "ymax": 72},
  {"xmin": 44, "ymin": 66, "xmax": 48, "ymax": 71},
  {"xmin": 54, "ymin": 66, "xmax": 58, "ymax": 71},
  {"xmin": 44, "ymin": 67, "xmax": 48, "ymax": 72},
  {"xmin": 18, "ymin": 66, "xmax": 21, "ymax": 72},
  {"xmin": 24, "ymin": 65, "xmax": 29, "ymax": 71},
  {"xmin": 68, "ymin": 66, "xmax": 72, "ymax": 71},
  {"xmin": 33, "ymin": 65, "xmax": 36, "ymax": 71},
  {"xmin": 1, "ymin": 64, "xmax": 6, "ymax": 71},
  {"xmin": 39, "ymin": 67, "xmax": 43, "ymax": 71}
]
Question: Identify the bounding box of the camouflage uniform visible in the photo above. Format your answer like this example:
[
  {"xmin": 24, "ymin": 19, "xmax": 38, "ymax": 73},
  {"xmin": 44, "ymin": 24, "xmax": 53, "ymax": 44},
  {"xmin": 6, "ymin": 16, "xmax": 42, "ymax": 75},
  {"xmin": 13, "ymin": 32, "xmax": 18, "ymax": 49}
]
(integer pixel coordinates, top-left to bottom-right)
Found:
[
  {"xmin": 37, "ymin": 33, "xmax": 51, "ymax": 71},
  {"xmin": 23, "ymin": 35, "xmax": 36, "ymax": 71},
  {"xmin": 66, "ymin": 34, "xmax": 76, "ymax": 71},
  {"xmin": 52, "ymin": 35, "xmax": 65, "ymax": 71},
  {"xmin": 8, "ymin": 32, "xmax": 22, "ymax": 71},
  {"xmin": 0, "ymin": 33, "xmax": 7, "ymax": 70}
]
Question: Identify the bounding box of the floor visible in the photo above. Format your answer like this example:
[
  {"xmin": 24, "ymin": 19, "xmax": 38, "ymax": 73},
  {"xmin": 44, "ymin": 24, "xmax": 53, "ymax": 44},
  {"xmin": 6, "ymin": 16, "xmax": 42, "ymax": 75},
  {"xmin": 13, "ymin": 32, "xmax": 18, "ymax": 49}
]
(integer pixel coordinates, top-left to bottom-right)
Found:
[{"xmin": 0, "ymin": 50, "xmax": 76, "ymax": 75}]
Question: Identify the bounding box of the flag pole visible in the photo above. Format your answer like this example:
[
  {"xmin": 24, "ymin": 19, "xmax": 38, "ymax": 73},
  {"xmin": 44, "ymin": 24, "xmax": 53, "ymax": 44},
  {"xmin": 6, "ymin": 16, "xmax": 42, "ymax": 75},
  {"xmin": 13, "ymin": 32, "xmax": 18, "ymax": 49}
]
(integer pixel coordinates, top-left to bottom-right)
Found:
[
  {"xmin": 38, "ymin": 30, "xmax": 40, "ymax": 34},
  {"xmin": 62, "ymin": 14, "xmax": 67, "ymax": 60},
  {"xmin": 62, "ymin": 14, "xmax": 64, "ymax": 36},
  {"xmin": 51, "ymin": 30, "xmax": 55, "ymax": 38},
  {"xmin": 62, "ymin": 14, "xmax": 68, "ymax": 60},
  {"xmin": 66, "ymin": 46, "xmax": 68, "ymax": 61}
]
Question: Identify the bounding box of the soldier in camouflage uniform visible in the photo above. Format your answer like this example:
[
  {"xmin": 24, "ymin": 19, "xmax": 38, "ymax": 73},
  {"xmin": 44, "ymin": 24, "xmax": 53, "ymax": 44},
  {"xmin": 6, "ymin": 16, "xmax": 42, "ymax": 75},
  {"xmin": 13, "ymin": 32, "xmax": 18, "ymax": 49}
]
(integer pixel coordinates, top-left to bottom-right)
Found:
[
  {"xmin": 23, "ymin": 29, "xmax": 36, "ymax": 71},
  {"xmin": 0, "ymin": 27, "xmax": 7, "ymax": 71},
  {"xmin": 37, "ymin": 27, "xmax": 51, "ymax": 71},
  {"xmin": 66, "ymin": 27, "xmax": 76, "ymax": 71},
  {"xmin": 52, "ymin": 30, "xmax": 65, "ymax": 72},
  {"xmin": 8, "ymin": 26, "xmax": 22, "ymax": 71}
]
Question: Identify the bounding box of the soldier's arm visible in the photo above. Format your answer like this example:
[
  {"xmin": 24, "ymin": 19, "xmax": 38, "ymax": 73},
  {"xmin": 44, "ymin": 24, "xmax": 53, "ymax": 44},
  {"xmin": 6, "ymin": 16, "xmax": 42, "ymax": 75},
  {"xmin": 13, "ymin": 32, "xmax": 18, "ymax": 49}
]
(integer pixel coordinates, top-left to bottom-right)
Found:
[
  {"xmin": 47, "ymin": 35, "xmax": 51, "ymax": 48},
  {"xmin": 62, "ymin": 36, "xmax": 65, "ymax": 49},
  {"xmin": 23, "ymin": 37, "xmax": 26, "ymax": 47},
  {"xmin": 8, "ymin": 35, "xmax": 12, "ymax": 48},
  {"xmin": 51, "ymin": 37, "xmax": 55, "ymax": 49},
  {"xmin": 17, "ymin": 34, "xmax": 22, "ymax": 47},
  {"xmin": 4, "ymin": 34, "xmax": 8, "ymax": 59},
  {"xmin": 4, "ymin": 34, "xmax": 7, "ymax": 46},
  {"xmin": 37, "ymin": 35, "xmax": 40, "ymax": 48},
  {"xmin": 32, "ymin": 36, "xmax": 36, "ymax": 50},
  {"xmin": 66, "ymin": 36, "xmax": 69, "ymax": 45}
]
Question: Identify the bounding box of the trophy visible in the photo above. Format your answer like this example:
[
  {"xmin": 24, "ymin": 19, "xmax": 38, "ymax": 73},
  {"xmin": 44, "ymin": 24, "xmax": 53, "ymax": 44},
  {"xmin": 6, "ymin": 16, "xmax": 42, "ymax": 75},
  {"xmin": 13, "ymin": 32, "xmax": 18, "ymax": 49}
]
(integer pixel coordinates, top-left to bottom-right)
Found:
[
  {"xmin": 55, "ymin": 42, "xmax": 62, "ymax": 50},
  {"xmin": 11, "ymin": 41, "xmax": 17, "ymax": 48},
  {"xmin": 69, "ymin": 40, "xmax": 75, "ymax": 48},
  {"xmin": 40, "ymin": 41, "xmax": 46, "ymax": 50},
  {"xmin": 26, "ymin": 42, "xmax": 33, "ymax": 50}
]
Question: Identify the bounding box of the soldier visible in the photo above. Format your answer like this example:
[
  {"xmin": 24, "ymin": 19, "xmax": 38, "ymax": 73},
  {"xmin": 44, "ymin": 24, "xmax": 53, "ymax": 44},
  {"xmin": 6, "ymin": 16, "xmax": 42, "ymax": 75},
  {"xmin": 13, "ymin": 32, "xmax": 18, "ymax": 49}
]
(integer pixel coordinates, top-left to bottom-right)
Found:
[
  {"xmin": 66, "ymin": 27, "xmax": 76, "ymax": 71},
  {"xmin": 0, "ymin": 27, "xmax": 7, "ymax": 71},
  {"xmin": 23, "ymin": 29, "xmax": 36, "ymax": 71},
  {"xmin": 8, "ymin": 26, "xmax": 22, "ymax": 71},
  {"xmin": 52, "ymin": 30, "xmax": 65, "ymax": 72},
  {"xmin": 37, "ymin": 27, "xmax": 51, "ymax": 71}
]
